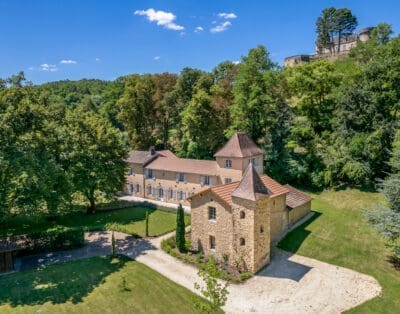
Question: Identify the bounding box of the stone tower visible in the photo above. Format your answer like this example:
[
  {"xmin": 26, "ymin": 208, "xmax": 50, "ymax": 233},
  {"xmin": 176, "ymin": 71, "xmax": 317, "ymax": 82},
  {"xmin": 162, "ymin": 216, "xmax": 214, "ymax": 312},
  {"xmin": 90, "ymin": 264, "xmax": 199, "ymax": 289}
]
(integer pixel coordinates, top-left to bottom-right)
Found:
[
  {"xmin": 214, "ymin": 132, "xmax": 264, "ymax": 184},
  {"xmin": 230, "ymin": 163, "xmax": 271, "ymax": 272}
]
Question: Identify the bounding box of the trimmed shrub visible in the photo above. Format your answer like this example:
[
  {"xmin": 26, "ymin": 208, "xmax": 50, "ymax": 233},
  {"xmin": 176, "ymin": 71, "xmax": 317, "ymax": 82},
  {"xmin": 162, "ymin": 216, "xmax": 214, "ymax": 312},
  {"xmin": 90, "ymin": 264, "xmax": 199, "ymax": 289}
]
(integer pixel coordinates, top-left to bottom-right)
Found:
[{"xmin": 18, "ymin": 227, "xmax": 85, "ymax": 256}]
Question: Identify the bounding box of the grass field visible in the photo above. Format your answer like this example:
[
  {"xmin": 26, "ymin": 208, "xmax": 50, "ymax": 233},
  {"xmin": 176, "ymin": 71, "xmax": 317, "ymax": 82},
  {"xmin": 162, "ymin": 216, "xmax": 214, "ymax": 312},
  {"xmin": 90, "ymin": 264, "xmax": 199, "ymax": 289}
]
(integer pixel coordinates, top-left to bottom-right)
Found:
[
  {"xmin": 279, "ymin": 188, "xmax": 400, "ymax": 313},
  {"xmin": 1, "ymin": 206, "xmax": 189, "ymax": 238},
  {"xmin": 0, "ymin": 255, "xmax": 211, "ymax": 313}
]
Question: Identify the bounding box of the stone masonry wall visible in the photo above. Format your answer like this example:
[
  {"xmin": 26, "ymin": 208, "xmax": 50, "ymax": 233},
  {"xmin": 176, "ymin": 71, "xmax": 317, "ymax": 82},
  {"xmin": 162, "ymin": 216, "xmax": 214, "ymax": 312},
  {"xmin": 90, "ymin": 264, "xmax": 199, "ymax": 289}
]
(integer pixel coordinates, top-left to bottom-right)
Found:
[
  {"xmin": 288, "ymin": 202, "xmax": 311, "ymax": 225},
  {"xmin": 269, "ymin": 194, "xmax": 289, "ymax": 243},
  {"xmin": 190, "ymin": 190, "xmax": 234, "ymax": 261}
]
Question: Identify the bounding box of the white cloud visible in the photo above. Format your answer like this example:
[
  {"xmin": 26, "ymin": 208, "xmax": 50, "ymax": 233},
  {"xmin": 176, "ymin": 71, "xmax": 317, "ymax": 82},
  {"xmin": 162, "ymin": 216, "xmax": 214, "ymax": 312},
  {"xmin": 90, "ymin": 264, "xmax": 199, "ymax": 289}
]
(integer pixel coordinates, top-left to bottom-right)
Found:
[
  {"xmin": 95, "ymin": 57, "xmax": 101, "ymax": 62},
  {"xmin": 194, "ymin": 26, "xmax": 204, "ymax": 33},
  {"xmin": 210, "ymin": 21, "xmax": 232, "ymax": 33},
  {"xmin": 232, "ymin": 60, "xmax": 240, "ymax": 65},
  {"xmin": 218, "ymin": 12, "xmax": 237, "ymax": 19},
  {"xmin": 134, "ymin": 8, "xmax": 184, "ymax": 31},
  {"xmin": 153, "ymin": 56, "xmax": 160, "ymax": 61},
  {"xmin": 60, "ymin": 59, "xmax": 77, "ymax": 64},
  {"xmin": 40, "ymin": 64, "xmax": 58, "ymax": 72}
]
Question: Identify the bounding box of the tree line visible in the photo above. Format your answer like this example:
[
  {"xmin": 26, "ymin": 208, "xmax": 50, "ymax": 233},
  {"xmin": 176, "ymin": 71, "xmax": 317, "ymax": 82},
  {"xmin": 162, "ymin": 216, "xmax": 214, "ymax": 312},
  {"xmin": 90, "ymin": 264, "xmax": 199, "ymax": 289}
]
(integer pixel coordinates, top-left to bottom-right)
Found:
[{"xmin": 1, "ymin": 9, "xmax": 399, "ymax": 221}]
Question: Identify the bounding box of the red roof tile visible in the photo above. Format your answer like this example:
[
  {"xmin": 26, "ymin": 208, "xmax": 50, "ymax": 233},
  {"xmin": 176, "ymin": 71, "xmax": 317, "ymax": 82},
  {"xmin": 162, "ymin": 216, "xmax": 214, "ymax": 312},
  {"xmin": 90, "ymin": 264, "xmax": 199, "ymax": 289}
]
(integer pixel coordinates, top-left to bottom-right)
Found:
[{"xmin": 284, "ymin": 185, "xmax": 312, "ymax": 209}]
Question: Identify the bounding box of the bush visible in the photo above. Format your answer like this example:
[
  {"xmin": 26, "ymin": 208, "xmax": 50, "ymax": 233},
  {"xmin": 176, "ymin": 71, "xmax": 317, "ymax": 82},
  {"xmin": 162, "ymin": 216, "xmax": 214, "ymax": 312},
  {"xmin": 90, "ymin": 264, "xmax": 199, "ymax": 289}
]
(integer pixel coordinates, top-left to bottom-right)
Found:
[{"xmin": 19, "ymin": 227, "xmax": 85, "ymax": 256}]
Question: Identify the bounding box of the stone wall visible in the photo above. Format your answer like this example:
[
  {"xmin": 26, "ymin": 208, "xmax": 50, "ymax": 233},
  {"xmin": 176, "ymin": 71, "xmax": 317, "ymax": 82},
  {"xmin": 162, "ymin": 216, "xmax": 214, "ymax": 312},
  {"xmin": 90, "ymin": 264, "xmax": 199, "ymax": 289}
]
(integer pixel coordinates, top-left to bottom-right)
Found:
[
  {"xmin": 143, "ymin": 169, "xmax": 219, "ymax": 206},
  {"xmin": 231, "ymin": 196, "xmax": 256, "ymax": 272},
  {"xmin": 253, "ymin": 197, "xmax": 271, "ymax": 272},
  {"xmin": 269, "ymin": 194, "xmax": 289, "ymax": 243},
  {"xmin": 288, "ymin": 202, "xmax": 311, "ymax": 225},
  {"xmin": 190, "ymin": 190, "xmax": 234, "ymax": 261}
]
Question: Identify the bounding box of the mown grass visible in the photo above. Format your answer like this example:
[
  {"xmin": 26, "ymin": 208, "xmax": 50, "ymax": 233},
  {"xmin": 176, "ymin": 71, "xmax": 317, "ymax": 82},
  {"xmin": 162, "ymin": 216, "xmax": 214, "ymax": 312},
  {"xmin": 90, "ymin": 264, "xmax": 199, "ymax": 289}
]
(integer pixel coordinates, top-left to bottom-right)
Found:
[
  {"xmin": 0, "ymin": 255, "xmax": 211, "ymax": 313},
  {"xmin": 1, "ymin": 206, "xmax": 189, "ymax": 238},
  {"xmin": 279, "ymin": 188, "xmax": 400, "ymax": 313}
]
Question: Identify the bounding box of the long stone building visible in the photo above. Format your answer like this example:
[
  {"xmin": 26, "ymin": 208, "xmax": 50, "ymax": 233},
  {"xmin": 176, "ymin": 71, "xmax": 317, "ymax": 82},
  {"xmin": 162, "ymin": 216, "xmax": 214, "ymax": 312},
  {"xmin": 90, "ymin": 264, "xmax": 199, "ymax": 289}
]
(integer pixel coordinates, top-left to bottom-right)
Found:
[
  {"xmin": 124, "ymin": 133, "xmax": 264, "ymax": 206},
  {"xmin": 125, "ymin": 133, "xmax": 312, "ymax": 273}
]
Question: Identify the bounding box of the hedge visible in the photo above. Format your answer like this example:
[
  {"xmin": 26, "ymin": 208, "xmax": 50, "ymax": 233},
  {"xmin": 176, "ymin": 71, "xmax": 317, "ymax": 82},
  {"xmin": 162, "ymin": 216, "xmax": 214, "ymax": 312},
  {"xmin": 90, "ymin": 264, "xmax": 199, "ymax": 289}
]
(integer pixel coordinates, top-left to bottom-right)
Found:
[{"xmin": 18, "ymin": 227, "xmax": 85, "ymax": 256}]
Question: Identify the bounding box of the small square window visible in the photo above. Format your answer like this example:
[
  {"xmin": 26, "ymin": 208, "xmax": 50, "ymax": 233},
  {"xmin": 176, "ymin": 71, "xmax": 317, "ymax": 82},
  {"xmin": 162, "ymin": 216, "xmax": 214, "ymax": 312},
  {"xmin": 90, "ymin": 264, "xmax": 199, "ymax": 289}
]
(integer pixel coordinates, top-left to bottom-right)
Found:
[
  {"xmin": 208, "ymin": 207, "xmax": 216, "ymax": 220},
  {"xmin": 225, "ymin": 178, "xmax": 232, "ymax": 184},
  {"xmin": 209, "ymin": 235, "xmax": 216, "ymax": 249},
  {"xmin": 225, "ymin": 160, "xmax": 232, "ymax": 168}
]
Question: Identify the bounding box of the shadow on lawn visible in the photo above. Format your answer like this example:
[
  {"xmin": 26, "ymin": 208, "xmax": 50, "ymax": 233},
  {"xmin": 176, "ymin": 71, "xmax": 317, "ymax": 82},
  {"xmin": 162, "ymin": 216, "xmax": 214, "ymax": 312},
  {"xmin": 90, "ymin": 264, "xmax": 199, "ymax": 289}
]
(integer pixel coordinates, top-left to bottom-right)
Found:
[
  {"xmin": 1, "ymin": 237, "xmax": 157, "ymax": 307},
  {"xmin": 277, "ymin": 211, "xmax": 322, "ymax": 253}
]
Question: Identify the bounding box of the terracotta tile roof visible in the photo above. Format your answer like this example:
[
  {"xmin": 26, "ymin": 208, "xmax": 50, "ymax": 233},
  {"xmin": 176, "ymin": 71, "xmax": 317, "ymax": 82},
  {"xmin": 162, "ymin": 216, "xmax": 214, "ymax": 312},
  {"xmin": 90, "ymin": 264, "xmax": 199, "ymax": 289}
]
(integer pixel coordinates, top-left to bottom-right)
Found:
[
  {"xmin": 191, "ymin": 173, "xmax": 289, "ymax": 205},
  {"xmin": 209, "ymin": 181, "xmax": 240, "ymax": 204},
  {"xmin": 214, "ymin": 132, "xmax": 263, "ymax": 158},
  {"xmin": 231, "ymin": 163, "xmax": 269, "ymax": 201},
  {"xmin": 260, "ymin": 175, "xmax": 290, "ymax": 197},
  {"xmin": 146, "ymin": 156, "xmax": 220, "ymax": 176},
  {"xmin": 284, "ymin": 185, "xmax": 312, "ymax": 209},
  {"xmin": 157, "ymin": 150, "xmax": 178, "ymax": 159},
  {"xmin": 126, "ymin": 149, "xmax": 176, "ymax": 165}
]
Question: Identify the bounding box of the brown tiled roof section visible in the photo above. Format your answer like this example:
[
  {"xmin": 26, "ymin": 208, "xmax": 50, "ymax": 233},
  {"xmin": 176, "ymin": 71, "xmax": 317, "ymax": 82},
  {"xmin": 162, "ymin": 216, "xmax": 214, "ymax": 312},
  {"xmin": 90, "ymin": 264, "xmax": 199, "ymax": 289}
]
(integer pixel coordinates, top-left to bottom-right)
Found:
[
  {"xmin": 146, "ymin": 156, "xmax": 220, "ymax": 176},
  {"xmin": 231, "ymin": 163, "xmax": 269, "ymax": 201},
  {"xmin": 126, "ymin": 149, "xmax": 176, "ymax": 165},
  {"xmin": 210, "ymin": 182, "xmax": 240, "ymax": 204},
  {"xmin": 285, "ymin": 185, "xmax": 312, "ymax": 209},
  {"xmin": 260, "ymin": 175, "xmax": 290, "ymax": 197},
  {"xmin": 158, "ymin": 150, "xmax": 178, "ymax": 159},
  {"xmin": 197, "ymin": 173, "xmax": 288, "ymax": 205},
  {"xmin": 214, "ymin": 132, "xmax": 263, "ymax": 158}
]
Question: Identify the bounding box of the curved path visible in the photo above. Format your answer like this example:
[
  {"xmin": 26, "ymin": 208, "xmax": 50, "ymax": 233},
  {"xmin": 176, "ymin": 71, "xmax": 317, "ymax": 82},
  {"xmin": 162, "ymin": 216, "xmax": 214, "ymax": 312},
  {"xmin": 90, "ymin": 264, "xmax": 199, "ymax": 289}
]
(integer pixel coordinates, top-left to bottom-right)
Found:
[{"xmin": 16, "ymin": 231, "xmax": 381, "ymax": 314}]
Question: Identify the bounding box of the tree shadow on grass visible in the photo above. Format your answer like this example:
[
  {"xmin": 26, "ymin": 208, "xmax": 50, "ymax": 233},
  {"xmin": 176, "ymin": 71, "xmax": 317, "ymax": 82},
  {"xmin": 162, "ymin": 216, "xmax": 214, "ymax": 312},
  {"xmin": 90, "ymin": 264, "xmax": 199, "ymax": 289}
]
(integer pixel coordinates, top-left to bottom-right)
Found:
[
  {"xmin": 2, "ymin": 236, "xmax": 157, "ymax": 308},
  {"xmin": 1, "ymin": 255, "xmax": 128, "ymax": 307},
  {"xmin": 278, "ymin": 211, "xmax": 322, "ymax": 253}
]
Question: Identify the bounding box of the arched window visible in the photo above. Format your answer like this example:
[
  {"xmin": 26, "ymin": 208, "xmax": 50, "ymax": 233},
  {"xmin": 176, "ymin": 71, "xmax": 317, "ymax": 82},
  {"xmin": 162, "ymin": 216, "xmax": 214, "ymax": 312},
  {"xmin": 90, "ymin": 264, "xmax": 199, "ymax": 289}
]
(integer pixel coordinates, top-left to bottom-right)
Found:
[
  {"xmin": 240, "ymin": 238, "xmax": 245, "ymax": 246},
  {"xmin": 260, "ymin": 225, "xmax": 264, "ymax": 234},
  {"xmin": 240, "ymin": 211, "xmax": 245, "ymax": 219}
]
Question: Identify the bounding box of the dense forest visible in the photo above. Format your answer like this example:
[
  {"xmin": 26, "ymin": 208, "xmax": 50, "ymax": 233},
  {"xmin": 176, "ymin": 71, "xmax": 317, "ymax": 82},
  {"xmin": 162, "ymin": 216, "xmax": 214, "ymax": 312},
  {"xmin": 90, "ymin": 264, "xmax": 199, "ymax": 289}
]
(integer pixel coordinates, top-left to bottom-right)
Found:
[{"xmin": 1, "ymin": 10, "xmax": 400, "ymax": 222}]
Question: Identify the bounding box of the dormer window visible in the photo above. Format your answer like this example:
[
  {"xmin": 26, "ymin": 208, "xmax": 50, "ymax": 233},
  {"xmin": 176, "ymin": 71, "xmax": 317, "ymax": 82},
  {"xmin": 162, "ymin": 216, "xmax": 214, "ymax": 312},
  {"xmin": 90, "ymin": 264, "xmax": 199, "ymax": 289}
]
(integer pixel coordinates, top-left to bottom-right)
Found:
[{"xmin": 225, "ymin": 159, "xmax": 232, "ymax": 168}]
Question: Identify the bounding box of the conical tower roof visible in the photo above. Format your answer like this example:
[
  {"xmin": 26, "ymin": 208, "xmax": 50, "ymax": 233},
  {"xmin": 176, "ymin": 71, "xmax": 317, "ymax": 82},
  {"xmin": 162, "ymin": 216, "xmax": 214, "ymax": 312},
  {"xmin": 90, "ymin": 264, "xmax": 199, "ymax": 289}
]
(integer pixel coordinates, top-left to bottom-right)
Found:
[{"xmin": 231, "ymin": 163, "xmax": 269, "ymax": 201}]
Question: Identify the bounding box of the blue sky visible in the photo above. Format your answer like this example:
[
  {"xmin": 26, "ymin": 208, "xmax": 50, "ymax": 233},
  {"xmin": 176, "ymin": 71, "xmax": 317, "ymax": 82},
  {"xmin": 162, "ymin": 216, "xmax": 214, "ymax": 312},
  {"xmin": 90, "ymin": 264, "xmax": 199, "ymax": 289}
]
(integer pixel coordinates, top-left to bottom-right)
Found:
[{"xmin": 1, "ymin": 0, "xmax": 399, "ymax": 84}]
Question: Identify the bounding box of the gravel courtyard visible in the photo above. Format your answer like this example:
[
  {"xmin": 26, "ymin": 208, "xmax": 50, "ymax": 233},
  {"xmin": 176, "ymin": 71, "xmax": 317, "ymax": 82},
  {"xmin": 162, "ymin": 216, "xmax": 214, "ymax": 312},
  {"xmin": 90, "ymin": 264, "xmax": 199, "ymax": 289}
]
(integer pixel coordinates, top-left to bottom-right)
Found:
[{"xmin": 16, "ymin": 231, "xmax": 381, "ymax": 313}]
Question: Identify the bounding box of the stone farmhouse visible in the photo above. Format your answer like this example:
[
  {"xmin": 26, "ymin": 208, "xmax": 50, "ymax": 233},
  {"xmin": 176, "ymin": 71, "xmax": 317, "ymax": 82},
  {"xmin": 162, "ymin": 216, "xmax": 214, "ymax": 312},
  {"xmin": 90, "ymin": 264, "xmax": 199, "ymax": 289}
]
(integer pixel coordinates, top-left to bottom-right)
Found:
[
  {"xmin": 125, "ymin": 133, "xmax": 312, "ymax": 273},
  {"xmin": 124, "ymin": 132, "xmax": 264, "ymax": 206}
]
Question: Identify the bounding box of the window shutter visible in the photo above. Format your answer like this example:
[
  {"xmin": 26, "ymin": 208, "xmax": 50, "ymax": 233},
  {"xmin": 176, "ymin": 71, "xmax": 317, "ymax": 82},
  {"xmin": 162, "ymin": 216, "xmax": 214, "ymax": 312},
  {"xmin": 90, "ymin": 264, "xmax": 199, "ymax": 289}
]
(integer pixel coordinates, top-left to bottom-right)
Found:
[
  {"xmin": 183, "ymin": 192, "xmax": 186, "ymax": 200},
  {"xmin": 184, "ymin": 174, "xmax": 187, "ymax": 183},
  {"xmin": 144, "ymin": 169, "xmax": 148, "ymax": 178},
  {"xmin": 209, "ymin": 177, "xmax": 213, "ymax": 186},
  {"xmin": 176, "ymin": 173, "xmax": 179, "ymax": 183},
  {"xmin": 173, "ymin": 190, "xmax": 176, "ymax": 199},
  {"xmin": 200, "ymin": 176, "xmax": 204, "ymax": 187}
]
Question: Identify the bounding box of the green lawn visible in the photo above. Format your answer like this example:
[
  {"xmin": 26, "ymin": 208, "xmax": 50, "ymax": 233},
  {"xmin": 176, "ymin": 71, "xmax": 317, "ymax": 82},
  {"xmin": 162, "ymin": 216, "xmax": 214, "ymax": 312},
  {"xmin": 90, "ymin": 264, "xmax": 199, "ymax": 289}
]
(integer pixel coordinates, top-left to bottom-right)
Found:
[
  {"xmin": 1, "ymin": 206, "xmax": 189, "ymax": 238},
  {"xmin": 0, "ymin": 255, "xmax": 211, "ymax": 313},
  {"xmin": 279, "ymin": 188, "xmax": 400, "ymax": 313}
]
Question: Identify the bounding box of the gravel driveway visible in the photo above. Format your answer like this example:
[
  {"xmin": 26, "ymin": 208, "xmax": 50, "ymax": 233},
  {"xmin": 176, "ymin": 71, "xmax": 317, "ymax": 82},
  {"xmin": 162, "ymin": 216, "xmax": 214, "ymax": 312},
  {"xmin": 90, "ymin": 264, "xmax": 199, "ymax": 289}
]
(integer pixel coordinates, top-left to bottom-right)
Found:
[{"xmin": 15, "ymin": 231, "xmax": 381, "ymax": 314}]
